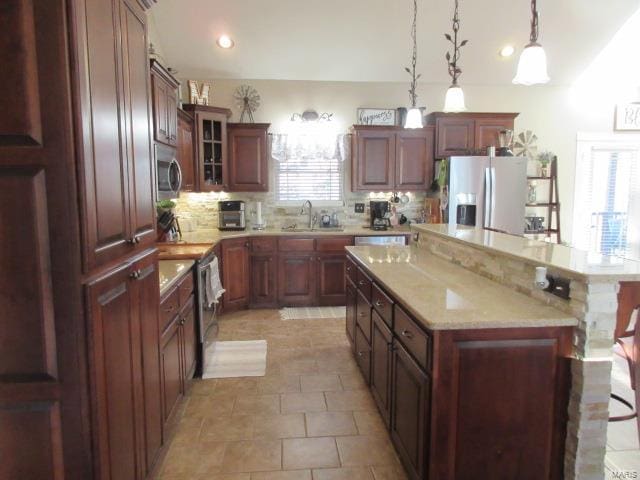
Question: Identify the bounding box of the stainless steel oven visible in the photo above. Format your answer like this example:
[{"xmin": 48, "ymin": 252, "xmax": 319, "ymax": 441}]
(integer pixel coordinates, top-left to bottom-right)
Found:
[{"xmin": 156, "ymin": 143, "xmax": 182, "ymax": 200}]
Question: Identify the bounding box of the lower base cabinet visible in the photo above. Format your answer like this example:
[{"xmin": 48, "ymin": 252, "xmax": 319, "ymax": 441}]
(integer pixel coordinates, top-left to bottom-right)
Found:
[
  {"xmin": 390, "ymin": 341, "xmax": 430, "ymax": 480},
  {"xmin": 221, "ymin": 238, "xmax": 250, "ymax": 312},
  {"xmin": 86, "ymin": 250, "xmax": 162, "ymax": 480},
  {"xmin": 354, "ymin": 325, "xmax": 371, "ymax": 384},
  {"xmin": 345, "ymin": 279, "xmax": 357, "ymax": 348},
  {"xmin": 371, "ymin": 311, "xmax": 393, "ymax": 428},
  {"xmin": 161, "ymin": 316, "xmax": 183, "ymax": 423},
  {"xmin": 317, "ymin": 254, "xmax": 347, "ymax": 305},
  {"xmin": 250, "ymin": 254, "xmax": 277, "ymax": 307},
  {"xmin": 278, "ymin": 254, "xmax": 317, "ymax": 306}
]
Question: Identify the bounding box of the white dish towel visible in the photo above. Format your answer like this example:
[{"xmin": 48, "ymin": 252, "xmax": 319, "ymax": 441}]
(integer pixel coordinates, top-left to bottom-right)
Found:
[{"xmin": 205, "ymin": 256, "xmax": 225, "ymax": 307}]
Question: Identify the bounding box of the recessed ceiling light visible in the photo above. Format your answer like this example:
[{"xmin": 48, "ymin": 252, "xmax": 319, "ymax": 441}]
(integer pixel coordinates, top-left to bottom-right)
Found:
[
  {"xmin": 216, "ymin": 35, "xmax": 234, "ymax": 49},
  {"xmin": 499, "ymin": 45, "xmax": 515, "ymax": 57}
]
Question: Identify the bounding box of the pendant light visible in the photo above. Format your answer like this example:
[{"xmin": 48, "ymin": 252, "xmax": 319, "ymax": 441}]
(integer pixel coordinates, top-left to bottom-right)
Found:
[
  {"xmin": 513, "ymin": 0, "xmax": 550, "ymax": 85},
  {"xmin": 404, "ymin": 0, "xmax": 423, "ymax": 128},
  {"xmin": 443, "ymin": 0, "xmax": 468, "ymax": 112}
]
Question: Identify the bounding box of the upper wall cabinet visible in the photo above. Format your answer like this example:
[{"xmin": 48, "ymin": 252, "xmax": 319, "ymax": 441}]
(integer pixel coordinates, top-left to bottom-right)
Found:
[
  {"xmin": 227, "ymin": 123, "xmax": 270, "ymax": 192},
  {"xmin": 427, "ymin": 112, "xmax": 519, "ymax": 158},
  {"xmin": 74, "ymin": 0, "xmax": 155, "ymax": 271},
  {"xmin": 176, "ymin": 109, "xmax": 196, "ymax": 191},
  {"xmin": 351, "ymin": 126, "xmax": 435, "ymax": 192},
  {"xmin": 150, "ymin": 60, "xmax": 179, "ymax": 147},
  {"xmin": 182, "ymin": 104, "xmax": 232, "ymax": 192}
]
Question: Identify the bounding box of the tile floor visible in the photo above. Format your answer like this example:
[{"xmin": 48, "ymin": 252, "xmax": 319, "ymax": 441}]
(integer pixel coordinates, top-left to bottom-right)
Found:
[
  {"xmin": 605, "ymin": 354, "xmax": 640, "ymax": 479},
  {"xmin": 154, "ymin": 309, "xmax": 408, "ymax": 480}
]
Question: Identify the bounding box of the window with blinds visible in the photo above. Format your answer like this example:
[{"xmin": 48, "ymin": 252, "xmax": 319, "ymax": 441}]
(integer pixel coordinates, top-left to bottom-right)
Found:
[
  {"xmin": 276, "ymin": 156, "xmax": 343, "ymax": 202},
  {"xmin": 573, "ymin": 134, "xmax": 640, "ymax": 260}
]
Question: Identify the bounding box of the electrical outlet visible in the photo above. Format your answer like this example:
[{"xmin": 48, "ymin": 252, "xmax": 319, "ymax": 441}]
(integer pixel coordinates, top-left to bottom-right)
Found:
[{"xmin": 355, "ymin": 203, "xmax": 365, "ymax": 213}]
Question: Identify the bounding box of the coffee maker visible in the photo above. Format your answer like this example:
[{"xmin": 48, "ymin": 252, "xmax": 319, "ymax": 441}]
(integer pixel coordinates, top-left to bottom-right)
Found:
[{"xmin": 370, "ymin": 200, "xmax": 391, "ymax": 231}]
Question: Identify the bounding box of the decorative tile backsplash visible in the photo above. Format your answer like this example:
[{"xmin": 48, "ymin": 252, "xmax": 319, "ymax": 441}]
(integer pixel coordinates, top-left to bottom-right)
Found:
[{"xmin": 174, "ymin": 190, "xmax": 428, "ymax": 232}]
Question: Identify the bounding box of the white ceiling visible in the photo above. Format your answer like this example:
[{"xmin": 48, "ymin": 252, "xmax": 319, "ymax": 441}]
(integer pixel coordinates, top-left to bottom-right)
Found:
[{"xmin": 150, "ymin": 0, "xmax": 640, "ymax": 86}]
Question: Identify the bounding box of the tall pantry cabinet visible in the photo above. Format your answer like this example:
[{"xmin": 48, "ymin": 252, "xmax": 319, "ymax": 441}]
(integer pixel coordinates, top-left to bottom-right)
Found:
[{"xmin": 72, "ymin": 0, "xmax": 161, "ymax": 479}]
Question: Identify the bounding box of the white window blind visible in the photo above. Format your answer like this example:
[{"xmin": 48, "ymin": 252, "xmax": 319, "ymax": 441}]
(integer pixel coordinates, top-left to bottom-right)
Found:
[
  {"xmin": 573, "ymin": 134, "xmax": 640, "ymax": 259},
  {"xmin": 277, "ymin": 156, "xmax": 342, "ymax": 202}
]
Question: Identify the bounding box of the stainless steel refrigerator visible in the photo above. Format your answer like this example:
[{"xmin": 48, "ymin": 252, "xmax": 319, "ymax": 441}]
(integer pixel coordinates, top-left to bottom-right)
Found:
[{"xmin": 447, "ymin": 156, "xmax": 528, "ymax": 235}]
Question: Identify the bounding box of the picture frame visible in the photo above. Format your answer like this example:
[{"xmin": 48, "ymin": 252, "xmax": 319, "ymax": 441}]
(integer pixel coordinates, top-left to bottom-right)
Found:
[
  {"xmin": 614, "ymin": 103, "xmax": 640, "ymax": 131},
  {"xmin": 357, "ymin": 108, "xmax": 397, "ymax": 126}
]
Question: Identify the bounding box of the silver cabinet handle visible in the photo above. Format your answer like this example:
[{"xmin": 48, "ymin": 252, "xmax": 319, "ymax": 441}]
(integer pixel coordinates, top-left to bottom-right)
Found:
[
  {"xmin": 374, "ymin": 300, "xmax": 383, "ymax": 307},
  {"xmin": 129, "ymin": 270, "xmax": 141, "ymax": 280},
  {"xmin": 401, "ymin": 330, "xmax": 414, "ymax": 339}
]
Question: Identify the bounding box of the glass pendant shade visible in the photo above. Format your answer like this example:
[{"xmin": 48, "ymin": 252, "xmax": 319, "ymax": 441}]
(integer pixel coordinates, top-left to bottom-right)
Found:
[
  {"xmin": 512, "ymin": 43, "xmax": 549, "ymax": 85},
  {"xmin": 443, "ymin": 85, "xmax": 466, "ymax": 112},
  {"xmin": 404, "ymin": 107, "xmax": 423, "ymax": 129}
]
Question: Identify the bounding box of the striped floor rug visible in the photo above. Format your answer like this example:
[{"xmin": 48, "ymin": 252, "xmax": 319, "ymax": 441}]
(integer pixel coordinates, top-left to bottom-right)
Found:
[
  {"xmin": 202, "ymin": 340, "xmax": 267, "ymax": 379},
  {"xmin": 280, "ymin": 306, "xmax": 346, "ymax": 321}
]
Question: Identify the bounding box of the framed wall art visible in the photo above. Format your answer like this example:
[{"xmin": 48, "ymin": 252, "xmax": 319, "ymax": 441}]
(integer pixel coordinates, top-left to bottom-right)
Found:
[
  {"xmin": 614, "ymin": 103, "xmax": 640, "ymax": 131},
  {"xmin": 357, "ymin": 108, "xmax": 397, "ymax": 126}
]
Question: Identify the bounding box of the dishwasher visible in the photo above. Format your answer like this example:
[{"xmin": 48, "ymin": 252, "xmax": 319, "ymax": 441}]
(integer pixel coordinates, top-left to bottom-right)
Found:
[{"xmin": 354, "ymin": 235, "xmax": 408, "ymax": 246}]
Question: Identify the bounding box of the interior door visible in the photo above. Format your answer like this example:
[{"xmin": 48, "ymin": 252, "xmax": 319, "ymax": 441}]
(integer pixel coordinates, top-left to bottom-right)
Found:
[{"xmin": 488, "ymin": 156, "xmax": 527, "ymax": 235}]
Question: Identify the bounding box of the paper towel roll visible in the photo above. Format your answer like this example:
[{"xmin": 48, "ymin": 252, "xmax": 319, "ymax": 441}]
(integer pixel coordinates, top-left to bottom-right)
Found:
[{"xmin": 256, "ymin": 202, "xmax": 263, "ymax": 224}]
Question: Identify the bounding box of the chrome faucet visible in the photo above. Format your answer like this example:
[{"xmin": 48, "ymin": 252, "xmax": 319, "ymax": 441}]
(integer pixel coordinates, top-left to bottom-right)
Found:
[{"xmin": 300, "ymin": 200, "xmax": 317, "ymax": 229}]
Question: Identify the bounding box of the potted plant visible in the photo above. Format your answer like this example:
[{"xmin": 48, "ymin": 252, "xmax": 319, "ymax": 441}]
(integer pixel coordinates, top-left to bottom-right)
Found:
[
  {"xmin": 156, "ymin": 199, "xmax": 176, "ymax": 216},
  {"xmin": 537, "ymin": 151, "xmax": 554, "ymax": 177}
]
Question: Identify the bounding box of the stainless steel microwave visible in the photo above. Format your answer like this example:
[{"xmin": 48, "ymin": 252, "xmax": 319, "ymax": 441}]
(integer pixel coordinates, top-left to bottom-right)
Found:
[{"xmin": 156, "ymin": 143, "xmax": 182, "ymax": 200}]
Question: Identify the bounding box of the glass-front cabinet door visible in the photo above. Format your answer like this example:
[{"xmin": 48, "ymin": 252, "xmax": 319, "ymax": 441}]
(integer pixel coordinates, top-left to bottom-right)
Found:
[{"xmin": 198, "ymin": 112, "xmax": 228, "ymax": 190}]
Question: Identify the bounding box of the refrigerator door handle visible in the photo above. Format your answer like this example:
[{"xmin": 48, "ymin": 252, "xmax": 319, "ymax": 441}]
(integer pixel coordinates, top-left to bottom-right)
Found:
[
  {"xmin": 484, "ymin": 167, "xmax": 492, "ymax": 228},
  {"xmin": 490, "ymin": 167, "xmax": 497, "ymax": 228}
]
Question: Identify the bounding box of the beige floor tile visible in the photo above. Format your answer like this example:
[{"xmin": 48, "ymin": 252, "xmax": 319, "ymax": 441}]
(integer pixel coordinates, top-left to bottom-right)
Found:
[
  {"xmin": 201, "ymin": 415, "xmax": 254, "ymax": 441},
  {"xmin": 234, "ymin": 394, "xmax": 281, "ymax": 415},
  {"xmin": 280, "ymin": 359, "xmax": 320, "ymax": 375},
  {"xmin": 306, "ymin": 412, "xmax": 358, "ymax": 437},
  {"xmin": 352, "ymin": 411, "xmax": 387, "ymax": 435},
  {"xmin": 251, "ymin": 470, "xmax": 312, "ymax": 480},
  {"xmin": 336, "ymin": 436, "xmax": 399, "ymax": 467},
  {"xmin": 221, "ymin": 440, "xmax": 282, "ymax": 473},
  {"xmin": 216, "ymin": 377, "xmax": 260, "ymax": 396},
  {"xmin": 184, "ymin": 395, "xmax": 236, "ymax": 418},
  {"xmin": 339, "ymin": 374, "xmax": 368, "ymax": 391},
  {"xmin": 325, "ymin": 390, "xmax": 376, "ymax": 412},
  {"xmin": 301, "ymin": 374, "xmax": 343, "ymax": 393},
  {"xmin": 281, "ymin": 392, "xmax": 327, "ymax": 414},
  {"xmin": 161, "ymin": 440, "xmax": 227, "ymax": 477},
  {"xmin": 253, "ymin": 413, "xmax": 307, "ymax": 439},
  {"xmin": 282, "ymin": 437, "xmax": 341, "ymax": 470},
  {"xmin": 370, "ymin": 465, "xmax": 408, "ymax": 480},
  {"xmin": 312, "ymin": 467, "xmax": 374, "ymax": 480},
  {"xmin": 195, "ymin": 474, "xmax": 251, "ymax": 480},
  {"xmin": 189, "ymin": 379, "xmax": 219, "ymax": 396},
  {"xmin": 258, "ymin": 375, "xmax": 301, "ymax": 394}
]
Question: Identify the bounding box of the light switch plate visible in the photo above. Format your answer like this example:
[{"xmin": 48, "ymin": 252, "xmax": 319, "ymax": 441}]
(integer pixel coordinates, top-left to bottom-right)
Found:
[{"xmin": 355, "ymin": 203, "xmax": 365, "ymax": 213}]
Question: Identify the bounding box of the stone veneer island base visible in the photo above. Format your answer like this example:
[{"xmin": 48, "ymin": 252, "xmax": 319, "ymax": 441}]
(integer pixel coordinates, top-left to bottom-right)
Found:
[{"xmin": 345, "ymin": 224, "xmax": 640, "ymax": 480}]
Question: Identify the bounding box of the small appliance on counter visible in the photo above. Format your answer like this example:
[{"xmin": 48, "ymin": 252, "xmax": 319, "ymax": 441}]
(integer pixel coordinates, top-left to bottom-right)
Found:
[
  {"xmin": 496, "ymin": 129, "xmax": 514, "ymax": 157},
  {"xmin": 218, "ymin": 200, "xmax": 246, "ymax": 231},
  {"xmin": 370, "ymin": 200, "xmax": 391, "ymax": 231}
]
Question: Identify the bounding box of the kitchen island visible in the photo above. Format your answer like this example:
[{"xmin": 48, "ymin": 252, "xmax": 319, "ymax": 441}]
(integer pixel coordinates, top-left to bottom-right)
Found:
[{"xmin": 345, "ymin": 244, "xmax": 576, "ymax": 480}]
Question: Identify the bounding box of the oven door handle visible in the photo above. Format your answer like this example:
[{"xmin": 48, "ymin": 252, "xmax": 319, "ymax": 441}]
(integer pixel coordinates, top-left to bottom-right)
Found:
[{"xmin": 169, "ymin": 158, "xmax": 182, "ymax": 194}]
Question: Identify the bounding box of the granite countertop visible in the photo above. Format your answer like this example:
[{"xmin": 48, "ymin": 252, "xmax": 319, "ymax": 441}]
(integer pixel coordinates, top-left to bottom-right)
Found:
[
  {"xmin": 346, "ymin": 245, "xmax": 578, "ymax": 331},
  {"xmin": 161, "ymin": 226, "xmax": 412, "ymax": 249},
  {"xmin": 414, "ymin": 224, "xmax": 640, "ymax": 281},
  {"xmin": 158, "ymin": 259, "xmax": 195, "ymax": 297}
]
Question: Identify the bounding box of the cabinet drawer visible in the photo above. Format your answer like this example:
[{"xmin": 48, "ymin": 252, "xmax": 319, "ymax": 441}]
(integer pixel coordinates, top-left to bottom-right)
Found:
[
  {"xmin": 346, "ymin": 256, "xmax": 357, "ymax": 283},
  {"xmin": 372, "ymin": 283, "xmax": 393, "ymax": 328},
  {"xmin": 356, "ymin": 290, "xmax": 372, "ymax": 341},
  {"xmin": 316, "ymin": 236, "xmax": 353, "ymax": 252},
  {"xmin": 178, "ymin": 272, "xmax": 194, "ymax": 305},
  {"xmin": 160, "ymin": 287, "xmax": 179, "ymax": 332},
  {"xmin": 251, "ymin": 237, "xmax": 276, "ymax": 253},
  {"xmin": 278, "ymin": 238, "xmax": 315, "ymax": 252},
  {"xmin": 356, "ymin": 267, "xmax": 372, "ymax": 300},
  {"xmin": 355, "ymin": 325, "xmax": 371, "ymax": 384},
  {"xmin": 394, "ymin": 305, "xmax": 431, "ymax": 372}
]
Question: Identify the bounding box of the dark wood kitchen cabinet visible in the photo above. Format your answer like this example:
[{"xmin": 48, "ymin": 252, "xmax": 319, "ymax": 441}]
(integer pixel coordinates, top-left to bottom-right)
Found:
[
  {"xmin": 75, "ymin": 0, "xmax": 156, "ymax": 271},
  {"xmin": 228, "ymin": 123, "xmax": 270, "ymax": 192},
  {"xmin": 391, "ymin": 341, "xmax": 430, "ymax": 480},
  {"xmin": 371, "ymin": 310, "xmax": 393, "ymax": 427},
  {"xmin": 346, "ymin": 279, "xmax": 357, "ymax": 348},
  {"xmin": 317, "ymin": 254, "xmax": 348, "ymax": 305},
  {"xmin": 427, "ymin": 112, "xmax": 519, "ymax": 158},
  {"xmin": 150, "ymin": 60, "xmax": 179, "ymax": 147},
  {"xmin": 250, "ymin": 255, "xmax": 278, "ymax": 308},
  {"xmin": 182, "ymin": 104, "xmax": 232, "ymax": 191},
  {"xmin": 351, "ymin": 125, "xmax": 435, "ymax": 192},
  {"xmin": 177, "ymin": 109, "xmax": 196, "ymax": 191},
  {"xmin": 278, "ymin": 254, "xmax": 318, "ymax": 306},
  {"xmin": 159, "ymin": 271, "xmax": 196, "ymax": 427},
  {"xmin": 221, "ymin": 238, "xmax": 250, "ymax": 311},
  {"xmin": 86, "ymin": 249, "xmax": 162, "ymax": 480}
]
